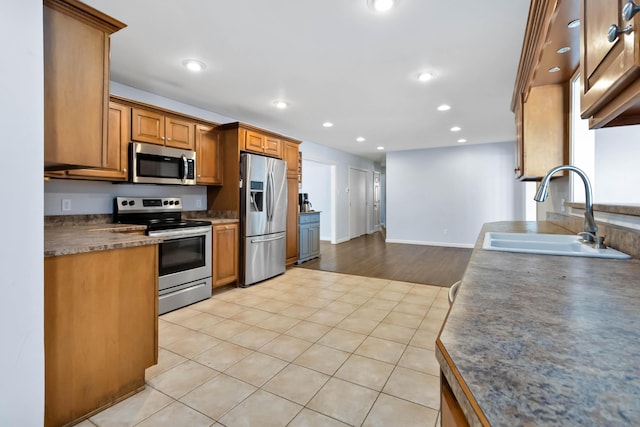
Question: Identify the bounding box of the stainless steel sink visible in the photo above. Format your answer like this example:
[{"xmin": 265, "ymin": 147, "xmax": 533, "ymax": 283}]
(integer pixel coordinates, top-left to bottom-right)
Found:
[{"xmin": 482, "ymin": 232, "xmax": 631, "ymax": 259}]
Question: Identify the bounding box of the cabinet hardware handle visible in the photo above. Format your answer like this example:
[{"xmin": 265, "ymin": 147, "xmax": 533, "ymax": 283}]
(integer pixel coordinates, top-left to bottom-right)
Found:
[
  {"xmin": 167, "ymin": 137, "xmax": 172, "ymax": 141},
  {"xmin": 161, "ymin": 136, "xmax": 165, "ymax": 140},
  {"xmin": 623, "ymin": 0, "xmax": 640, "ymax": 21},
  {"xmin": 608, "ymin": 23, "xmax": 633, "ymax": 42}
]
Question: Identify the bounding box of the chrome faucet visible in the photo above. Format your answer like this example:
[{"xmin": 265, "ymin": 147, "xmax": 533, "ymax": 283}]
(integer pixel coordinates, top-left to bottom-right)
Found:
[{"xmin": 534, "ymin": 165, "xmax": 599, "ymax": 244}]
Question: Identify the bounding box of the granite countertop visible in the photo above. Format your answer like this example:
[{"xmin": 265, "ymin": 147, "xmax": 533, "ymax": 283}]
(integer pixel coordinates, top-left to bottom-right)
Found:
[
  {"xmin": 437, "ymin": 221, "xmax": 640, "ymax": 426},
  {"xmin": 45, "ymin": 224, "xmax": 162, "ymax": 257},
  {"xmin": 199, "ymin": 218, "xmax": 239, "ymax": 225}
]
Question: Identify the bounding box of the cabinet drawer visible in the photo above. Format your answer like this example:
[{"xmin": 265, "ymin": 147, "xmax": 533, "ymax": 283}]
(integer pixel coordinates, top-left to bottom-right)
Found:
[{"xmin": 299, "ymin": 213, "xmax": 320, "ymax": 225}]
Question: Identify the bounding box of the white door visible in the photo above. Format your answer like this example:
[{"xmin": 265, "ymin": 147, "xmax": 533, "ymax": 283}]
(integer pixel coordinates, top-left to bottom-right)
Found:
[{"xmin": 349, "ymin": 168, "xmax": 367, "ymax": 239}]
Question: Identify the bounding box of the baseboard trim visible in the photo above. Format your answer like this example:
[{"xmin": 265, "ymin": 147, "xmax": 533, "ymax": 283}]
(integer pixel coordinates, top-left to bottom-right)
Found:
[
  {"xmin": 334, "ymin": 237, "xmax": 350, "ymax": 244},
  {"xmin": 385, "ymin": 238, "xmax": 474, "ymax": 249}
]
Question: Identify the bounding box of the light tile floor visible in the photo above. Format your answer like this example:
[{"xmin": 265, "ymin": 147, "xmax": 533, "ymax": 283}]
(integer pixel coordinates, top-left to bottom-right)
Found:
[{"xmin": 81, "ymin": 268, "xmax": 448, "ymax": 427}]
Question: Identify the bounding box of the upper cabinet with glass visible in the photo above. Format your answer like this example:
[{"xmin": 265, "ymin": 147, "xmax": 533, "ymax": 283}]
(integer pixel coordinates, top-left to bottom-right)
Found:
[{"xmin": 580, "ymin": 0, "xmax": 640, "ymax": 128}]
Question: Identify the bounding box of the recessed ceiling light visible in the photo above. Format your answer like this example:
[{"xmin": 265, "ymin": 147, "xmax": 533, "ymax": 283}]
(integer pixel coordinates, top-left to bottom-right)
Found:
[
  {"xmin": 450, "ymin": 126, "xmax": 461, "ymax": 132},
  {"xmin": 549, "ymin": 66, "xmax": 561, "ymax": 73},
  {"xmin": 272, "ymin": 100, "xmax": 288, "ymax": 109},
  {"xmin": 356, "ymin": 137, "xmax": 366, "ymax": 142},
  {"xmin": 368, "ymin": 0, "xmax": 395, "ymax": 12},
  {"xmin": 182, "ymin": 59, "xmax": 206, "ymax": 72},
  {"xmin": 457, "ymin": 138, "xmax": 467, "ymax": 143},
  {"xmin": 568, "ymin": 19, "xmax": 580, "ymax": 29},
  {"xmin": 376, "ymin": 146, "xmax": 385, "ymax": 150},
  {"xmin": 418, "ymin": 72, "xmax": 434, "ymax": 82},
  {"xmin": 437, "ymin": 104, "xmax": 451, "ymax": 111},
  {"xmin": 323, "ymin": 122, "xmax": 334, "ymax": 128},
  {"xmin": 557, "ymin": 46, "xmax": 571, "ymax": 54}
]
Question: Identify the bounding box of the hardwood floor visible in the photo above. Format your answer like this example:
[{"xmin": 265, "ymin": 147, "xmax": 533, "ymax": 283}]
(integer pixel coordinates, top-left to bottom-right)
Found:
[{"xmin": 295, "ymin": 232, "xmax": 472, "ymax": 287}]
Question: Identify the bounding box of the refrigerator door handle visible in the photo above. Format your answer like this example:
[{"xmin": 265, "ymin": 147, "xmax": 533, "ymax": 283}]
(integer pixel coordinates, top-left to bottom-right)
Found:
[
  {"xmin": 251, "ymin": 234, "xmax": 285, "ymax": 244},
  {"xmin": 267, "ymin": 171, "xmax": 275, "ymax": 222}
]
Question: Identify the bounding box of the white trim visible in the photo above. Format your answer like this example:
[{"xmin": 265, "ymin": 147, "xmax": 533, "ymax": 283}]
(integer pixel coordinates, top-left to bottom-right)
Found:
[
  {"xmin": 385, "ymin": 238, "xmax": 474, "ymax": 249},
  {"xmin": 335, "ymin": 237, "xmax": 350, "ymax": 244}
]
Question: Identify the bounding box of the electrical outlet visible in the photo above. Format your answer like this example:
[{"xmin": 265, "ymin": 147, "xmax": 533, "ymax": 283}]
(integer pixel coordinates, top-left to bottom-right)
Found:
[
  {"xmin": 62, "ymin": 199, "xmax": 71, "ymax": 212},
  {"xmin": 196, "ymin": 199, "xmax": 202, "ymax": 209},
  {"xmin": 443, "ymin": 229, "xmax": 448, "ymax": 235}
]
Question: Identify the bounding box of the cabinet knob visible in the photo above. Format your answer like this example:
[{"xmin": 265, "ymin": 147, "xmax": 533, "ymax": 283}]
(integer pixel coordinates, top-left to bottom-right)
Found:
[
  {"xmin": 608, "ymin": 23, "xmax": 633, "ymax": 42},
  {"xmin": 623, "ymin": 0, "xmax": 640, "ymax": 21},
  {"xmin": 161, "ymin": 136, "xmax": 165, "ymax": 140},
  {"xmin": 167, "ymin": 137, "xmax": 172, "ymax": 141},
  {"xmin": 123, "ymin": 168, "xmax": 127, "ymax": 172}
]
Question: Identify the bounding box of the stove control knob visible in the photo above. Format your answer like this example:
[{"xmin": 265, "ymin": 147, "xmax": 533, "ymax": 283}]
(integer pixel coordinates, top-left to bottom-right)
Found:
[
  {"xmin": 169, "ymin": 200, "xmax": 175, "ymax": 205},
  {"xmin": 163, "ymin": 200, "xmax": 168, "ymax": 205},
  {"xmin": 121, "ymin": 200, "xmax": 127, "ymax": 206},
  {"xmin": 175, "ymin": 200, "xmax": 180, "ymax": 205},
  {"xmin": 128, "ymin": 200, "xmax": 135, "ymax": 206}
]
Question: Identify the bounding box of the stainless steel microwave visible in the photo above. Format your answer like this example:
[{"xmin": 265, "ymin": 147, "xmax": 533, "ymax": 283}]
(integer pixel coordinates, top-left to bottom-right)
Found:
[{"xmin": 129, "ymin": 142, "xmax": 196, "ymax": 185}]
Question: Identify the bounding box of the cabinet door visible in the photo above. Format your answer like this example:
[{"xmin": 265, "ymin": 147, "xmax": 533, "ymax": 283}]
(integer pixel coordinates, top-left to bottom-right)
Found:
[
  {"xmin": 67, "ymin": 101, "xmax": 130, "ymax": 181},
  {"xmin": 131, "ymin": 108, "xmax": 165, "ymax": 145},
  {"xmin": 286, "ymin": 178, "xmax": 299, "ymax": 265},
  {"xmin": 196, "ymin": 124, "xmax": 223, "ymax": 185},
  {"xmin": 245, "ymin": 130, "xmax": 265, "ymax": 153},
  {"xmin": 166, "ymin": 116, "xmax": 195, "ymax": 150},
  {"xmin": 213, "ymin": 224, "xmax": 239, "ymax": 287},
  {"xmin": 581, "ymin": 0, "xmax": 640, "ymax": 119},
  {"xmin": 299, "ymin": 224, "xmax": 311, "ymax": 260},
  {"xmin": 309, "ymin": 224, "xmax": 320, "ymax": 257},
  {"xmin": 264, "ymin": 135, "xmax": 283, "ymax": 158},
  {"xmin": 44, "ymin": 3, "xmax": 110, "ymax": 169},
  {"xmin": 284, "ymin": 142, "xmax": 299, "ymax": 178},
  {"xmin": 519, "ymin": 84, "xmax": 567, "ymax": 180}
]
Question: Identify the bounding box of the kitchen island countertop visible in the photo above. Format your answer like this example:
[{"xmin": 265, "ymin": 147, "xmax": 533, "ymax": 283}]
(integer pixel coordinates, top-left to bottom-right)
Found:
[{"xmin": 437, "ymin": 221, "xmax": 640, "ymax": 426}]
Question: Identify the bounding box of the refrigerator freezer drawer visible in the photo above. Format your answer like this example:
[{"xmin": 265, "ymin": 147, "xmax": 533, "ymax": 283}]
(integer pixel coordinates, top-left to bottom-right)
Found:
[{"xmin": 242, "ymin": 232, "xmax": 286, "ymax": 286}]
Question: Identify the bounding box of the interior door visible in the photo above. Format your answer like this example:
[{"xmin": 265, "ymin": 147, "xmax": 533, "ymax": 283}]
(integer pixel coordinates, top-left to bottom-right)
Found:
[
  {"xmin": 349, "ymin": 168, "xmax": 367, "ymax": 239},
  {"xmin": 373, "ymin": 171, "xmax": 381, "ymax": 230}
]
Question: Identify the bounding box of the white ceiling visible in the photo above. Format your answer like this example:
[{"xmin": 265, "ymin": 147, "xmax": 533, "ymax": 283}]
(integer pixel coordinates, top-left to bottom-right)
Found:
[{"xmin": 85, "ymin": 0, "xmax": 530, "ymax": 162}]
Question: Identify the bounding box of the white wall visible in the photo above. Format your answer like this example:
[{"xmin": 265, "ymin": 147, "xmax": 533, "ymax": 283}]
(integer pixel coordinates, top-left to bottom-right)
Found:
[
  {"xmin": 1, "ymin": 1, "xmax": 44, "ymax": 424},
  {"xmin": 594, "ymin": 125, "xmax": 640, "ymax": 203},
  {"xmin": 386, "ymin": 142, "xmax": 521, "ymax": 247},
  {"xmin": 300, "ymin": 160, "xmax": 333, "ymax": 241},
  {"xmin": 300, "ymin": 141, "xmax": 375, "ymax": 243}
]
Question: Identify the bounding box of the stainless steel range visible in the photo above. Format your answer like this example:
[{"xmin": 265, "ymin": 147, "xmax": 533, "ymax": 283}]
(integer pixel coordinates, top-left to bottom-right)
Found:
[{"xmin": 114, "ymin": 197, "xmax": 212, "ymax": 314}]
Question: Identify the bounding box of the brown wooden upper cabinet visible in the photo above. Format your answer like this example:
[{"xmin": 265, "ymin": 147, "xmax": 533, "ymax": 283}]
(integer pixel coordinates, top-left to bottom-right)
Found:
[
  {"xmin": 64, "ymin": 101, "xmax": 131, "ymax": 181},
  {"xmin": 44, "ymin": 0, "xmax": 125, "ymax": 170},
  {"xmin": 580, "ymin": 0, "xmax": 640, "ymax": 128},
  {"xmin": 196, "ymin": 124, "xmax": 223, "ymax": 185},
  {"xmin": 511, "ymin": 0, "xmax": 577, "ymax": 180},
  {"xmin": 244, "ymin": 129, "xmax": 283, "ymax": 158},
  {"xmin": 131, "ymin": 107, "xmax": 196, "ymax": 151},
  {"xmin": 515, "ymin": 85, "xmax": 568, "ymax": 180}
]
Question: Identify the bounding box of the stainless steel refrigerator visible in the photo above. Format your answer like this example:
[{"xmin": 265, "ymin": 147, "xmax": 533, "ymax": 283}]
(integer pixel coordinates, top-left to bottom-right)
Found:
[{"xmin": 240, "ymin": 153, "xmax": 288, "ymax": 286}]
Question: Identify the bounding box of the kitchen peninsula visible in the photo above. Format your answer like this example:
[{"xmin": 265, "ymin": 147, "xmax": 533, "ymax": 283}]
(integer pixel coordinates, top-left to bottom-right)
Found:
[
  {"xmin": 44, "ymin": 223, "xmax": 162, "ymax": 426},
  {"xmin": 437, "ymin": 221, "xmax": 640, "ymax": 426}
]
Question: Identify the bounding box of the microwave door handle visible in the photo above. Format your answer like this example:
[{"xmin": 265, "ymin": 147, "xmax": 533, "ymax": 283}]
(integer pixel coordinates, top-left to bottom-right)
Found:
[{"xmin": 181, "ymin": 155, "xmax": 188, "ymax": 182}]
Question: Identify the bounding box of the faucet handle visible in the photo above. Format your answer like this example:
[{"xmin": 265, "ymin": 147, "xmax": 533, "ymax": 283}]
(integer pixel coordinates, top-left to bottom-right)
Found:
[{"xmin": 593, "ymin": 235, "xmax": 607, "ymax": 249}]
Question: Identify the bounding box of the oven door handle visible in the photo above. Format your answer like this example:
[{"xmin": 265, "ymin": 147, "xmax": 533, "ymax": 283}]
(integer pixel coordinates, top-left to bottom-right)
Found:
[
  {"xmin": 149, "ymin": 226, "xmax": 211, "ymax": 239},
  {"xmin": 251, "ymin": 234, "xmax": 285, "ymax": 244}
]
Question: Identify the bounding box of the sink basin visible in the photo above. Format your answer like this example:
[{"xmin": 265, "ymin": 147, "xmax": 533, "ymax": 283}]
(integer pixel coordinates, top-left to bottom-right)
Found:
[{"xmin": 482, "ymin": 232, "xmax": 631, "ymax": 259}]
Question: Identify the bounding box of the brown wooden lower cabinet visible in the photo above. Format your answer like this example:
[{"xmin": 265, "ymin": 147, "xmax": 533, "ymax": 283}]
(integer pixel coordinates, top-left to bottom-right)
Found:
[
  {"xmin": 44, "ymin": 245, "xmax": 158, "ymax": 427},
  {"xmin": 213, "ymin": 223, "xmax": 239, "ymax": 288},
  {"xmin": 441, "ymin": 373, "xmax": 470, "ymax": 427},
  {"xmin": 286, "ymin": 177, "xmax": 299, "ymax": 265}
]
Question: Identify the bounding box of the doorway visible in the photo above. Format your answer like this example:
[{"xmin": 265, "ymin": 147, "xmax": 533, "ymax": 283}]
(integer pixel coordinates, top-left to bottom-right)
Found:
[
  {"xmin": 300, "ymin": 159, "xmax": 336, "ymax": 243},
  {"xmin": 349, "ymin": 168, "xmax": 367, "ymax": 239}
]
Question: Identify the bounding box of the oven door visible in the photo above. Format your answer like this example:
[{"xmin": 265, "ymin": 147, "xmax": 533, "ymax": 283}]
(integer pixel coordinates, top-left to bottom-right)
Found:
[
  {"xmin": 150, "ymin": 225, "xmax": 212, "ymax": 314},
  {"xmin": 150, "ymin": 226, "xmax": 212, "ymax": 290}
]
